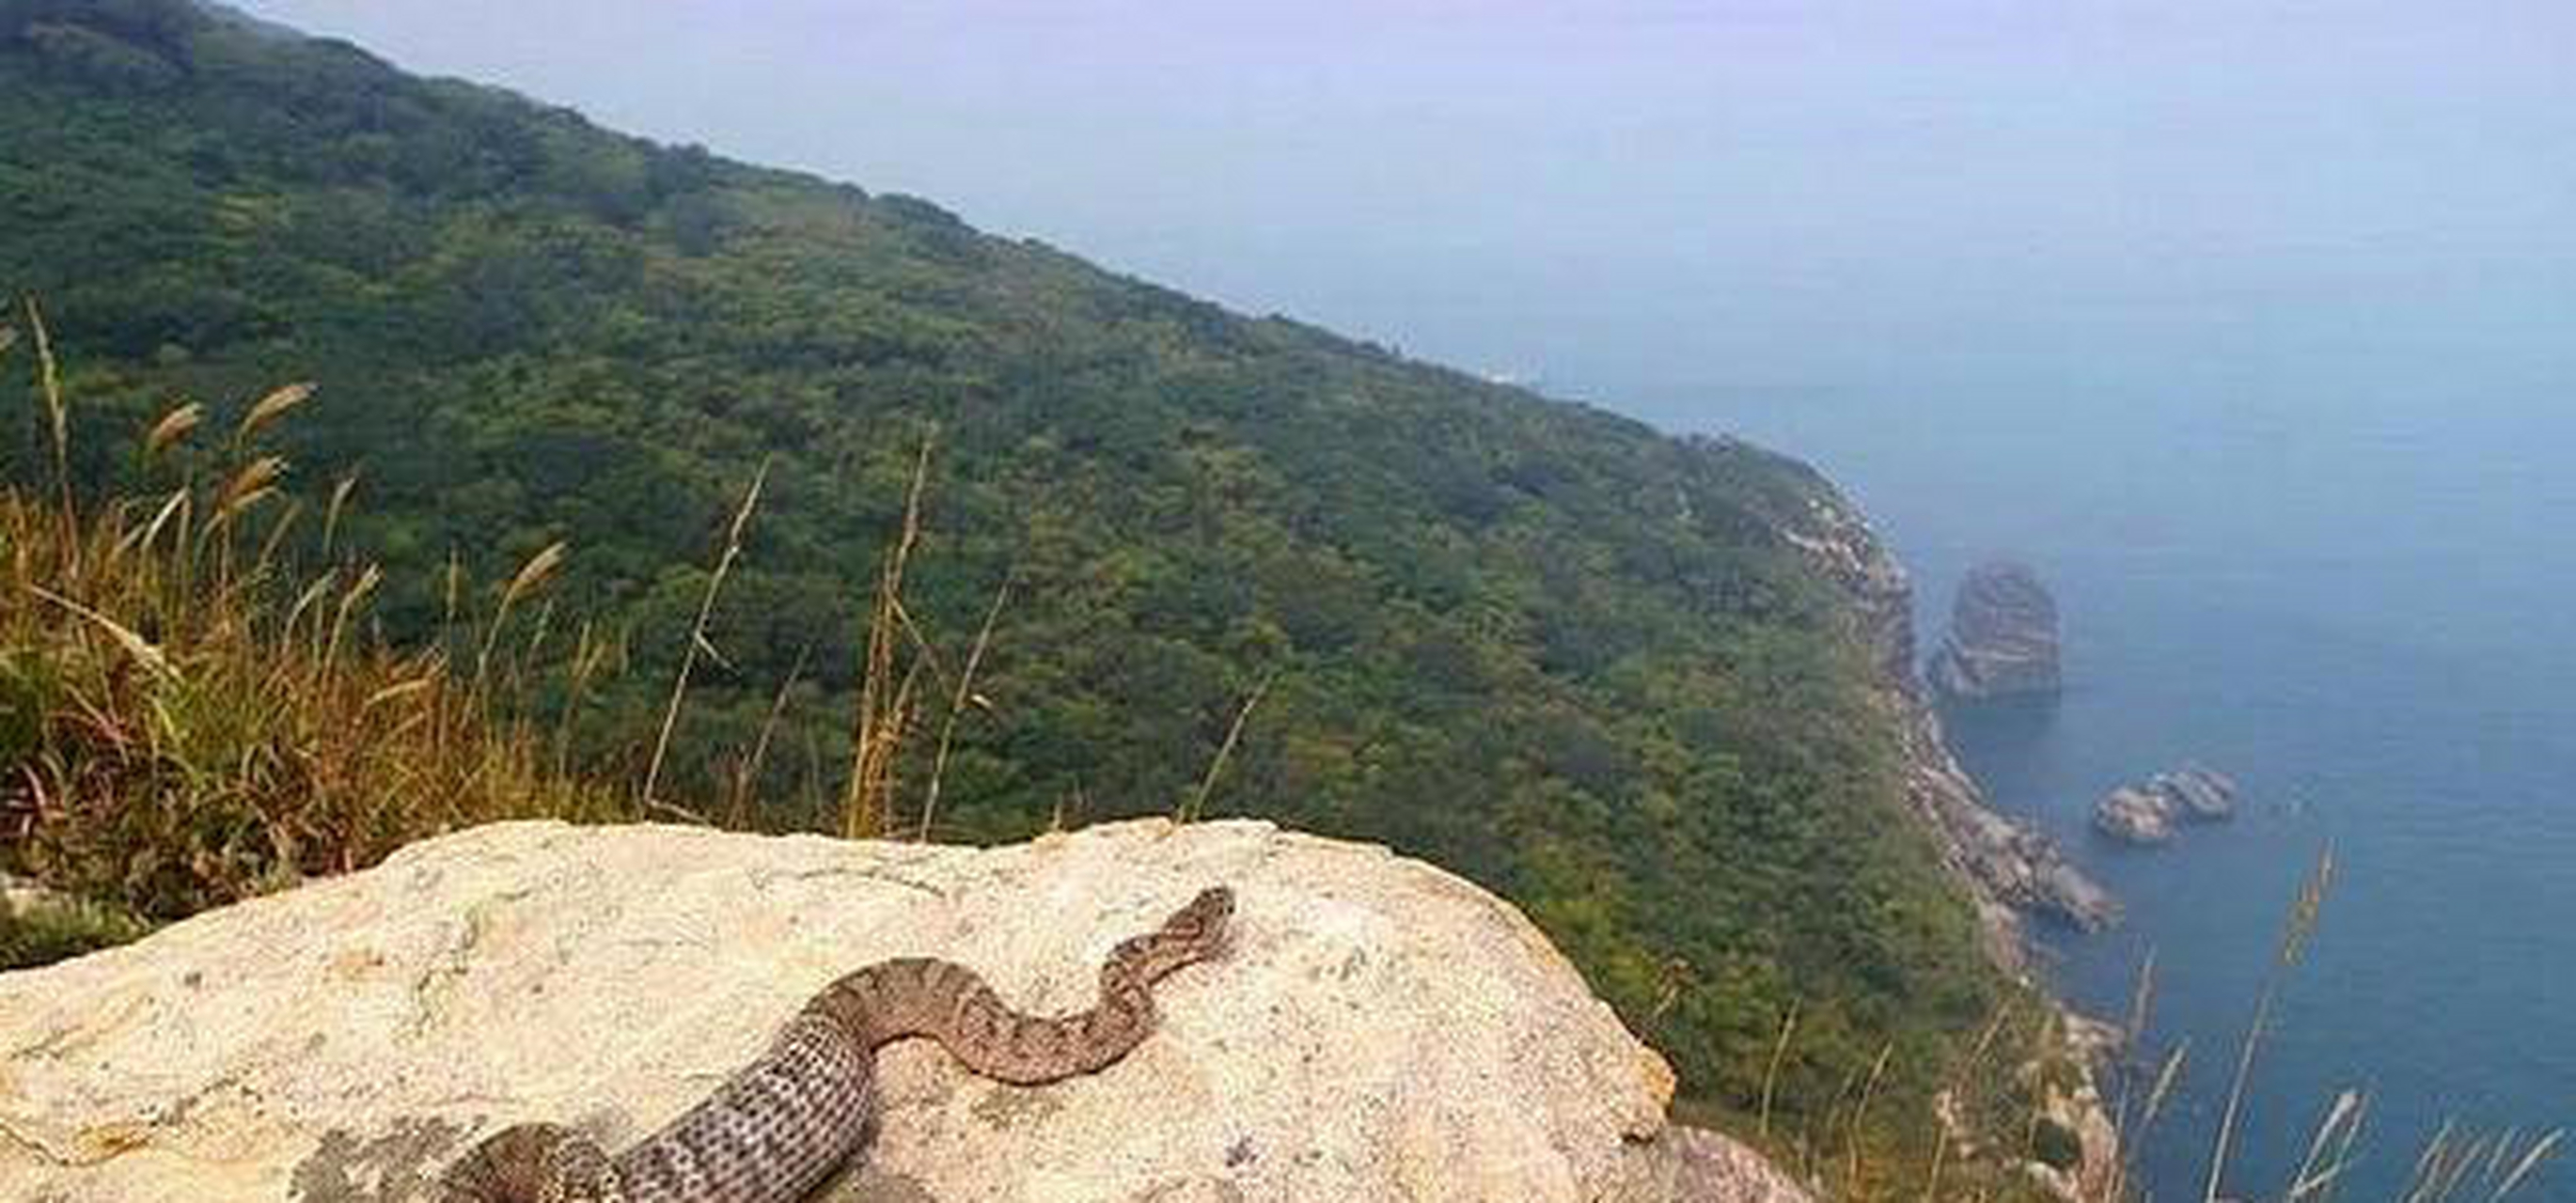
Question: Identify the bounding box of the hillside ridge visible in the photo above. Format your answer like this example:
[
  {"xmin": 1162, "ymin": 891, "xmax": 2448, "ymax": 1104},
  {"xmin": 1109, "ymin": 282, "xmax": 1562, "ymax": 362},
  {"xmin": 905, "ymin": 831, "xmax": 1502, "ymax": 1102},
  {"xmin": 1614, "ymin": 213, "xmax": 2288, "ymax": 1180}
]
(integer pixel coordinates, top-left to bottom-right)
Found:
[{"xmin": 0, "ymin": 2, "xmax": 2070, "ymax": 1183}]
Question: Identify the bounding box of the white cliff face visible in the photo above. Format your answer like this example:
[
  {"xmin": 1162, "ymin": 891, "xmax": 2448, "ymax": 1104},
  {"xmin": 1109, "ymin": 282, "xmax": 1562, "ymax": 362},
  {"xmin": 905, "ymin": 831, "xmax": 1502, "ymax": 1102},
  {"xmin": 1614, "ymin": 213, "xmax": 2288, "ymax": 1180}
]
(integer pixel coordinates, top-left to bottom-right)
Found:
[{"xmin": 0, "ymin": 818, "xmax": 1805, "ymax": 1203}]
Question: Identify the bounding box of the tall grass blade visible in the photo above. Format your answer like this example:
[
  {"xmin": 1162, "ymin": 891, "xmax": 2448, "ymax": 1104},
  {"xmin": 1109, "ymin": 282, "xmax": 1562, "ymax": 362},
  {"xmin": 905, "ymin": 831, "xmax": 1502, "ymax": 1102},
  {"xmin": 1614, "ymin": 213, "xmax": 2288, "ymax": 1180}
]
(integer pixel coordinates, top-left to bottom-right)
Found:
[
  {"xmin": 255, "ymin": 497, "xmax": 304, "ymax": 572},
  {"xmin": 2409, "ymin": 1119, "xmax": 2460, "ymax": 1203},
  {"xmin": 118, "ymin": 488, "xmax": 191, "ymax": 561},
  {"xmin": 2142, "ymin": 1039, "xmax": 2188, "ymax": 1132},
  {"xmin": 1760, "ymin": 999, "xmax": 1801, "ymax": 1139},
  {"xmin": 918, "ymin": 570, "xmax": 1013, "ymax": 840},
  {"xmin": 233, "ymin": 382, "xmax": 315, "ymax": 447},
  {"xmin": 498, "ymin": 540, "xmax": 570, "ymax": 615},
  {"xmin": 2204, "ymin": 847, "xmax": 2335, "ymax": 1203},
  {"xmin": 25, "ymin": 299, "xmax": 71, "ymax": 523},
  {"xmin": 844, "ymin": 431, "xmax": 935, "ymax": 839},
  {"xmin": 2491, "ymin": 1129, "xmax": 2562, "ymax": 1199},
  {"xmin": 474, "ymin": 539, "xmax": 568, "ymax": 697},
  {"xmin": 729, "ymin": 642, "xmax": 812, "ymax": 829},
  {"xmin": 1845, "ymin": 1039, "xmax": 1892, "ymax": 1193},
  {"xmin": 141, "ymin": 401, "xmax": 203, "ymax": 462},
  {"xmin": 30, "ymin": 586, "xmax": 171, "ymax": 679},
  {"xmin": 211, "ymin": 455, "xmax": 287, "ymax": 530},
  {"xmin": 645, "ymin": 460, "xmax": 766, "ymax": 809},
  {"xmin": 322, "ymin": 473, "xmax": 358, "ymax": 559},
  {"xmin": 326, "ymin": 563, "xmax": 383, "ymax": 674},
  {"xmin": 1180, "ymin": 670, "xmax": 1272, "ymax": 822},
  {"xmin": 2285, "ymin": 1088, "xmax": 2365, "ymax": 1201}
]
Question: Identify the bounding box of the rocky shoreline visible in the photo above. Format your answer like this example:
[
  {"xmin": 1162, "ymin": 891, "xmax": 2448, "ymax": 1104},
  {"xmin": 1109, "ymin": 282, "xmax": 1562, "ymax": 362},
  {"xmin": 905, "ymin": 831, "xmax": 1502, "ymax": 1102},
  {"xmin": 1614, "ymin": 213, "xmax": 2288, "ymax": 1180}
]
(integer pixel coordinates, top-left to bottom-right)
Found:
[
  {"xmin": 1783, "ymin": 492, "xmax": 2122, "ymax": 1199},
  {"xmin": 1783, "ymin": 502, "xmax": 2118, "ymax": 950}
]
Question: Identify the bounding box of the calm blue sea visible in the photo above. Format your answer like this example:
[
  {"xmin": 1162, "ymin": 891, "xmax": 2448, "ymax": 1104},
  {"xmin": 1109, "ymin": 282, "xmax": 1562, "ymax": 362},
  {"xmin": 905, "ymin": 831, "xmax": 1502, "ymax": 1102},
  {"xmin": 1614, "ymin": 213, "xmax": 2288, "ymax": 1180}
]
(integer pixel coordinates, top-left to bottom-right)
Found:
[{"xmin": 1613, "ymin": 364, "xmax": 2574, "ymax": 1199}]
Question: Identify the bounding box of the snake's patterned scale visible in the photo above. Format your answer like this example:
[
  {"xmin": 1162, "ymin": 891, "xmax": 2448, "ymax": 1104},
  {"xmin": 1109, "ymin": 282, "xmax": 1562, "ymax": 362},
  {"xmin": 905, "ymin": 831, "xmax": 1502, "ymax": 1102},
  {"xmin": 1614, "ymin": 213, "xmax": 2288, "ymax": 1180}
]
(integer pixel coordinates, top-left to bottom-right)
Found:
[{"xmin": 435, "ymin": 886, "xmax": 1234, "ymax": 1202}]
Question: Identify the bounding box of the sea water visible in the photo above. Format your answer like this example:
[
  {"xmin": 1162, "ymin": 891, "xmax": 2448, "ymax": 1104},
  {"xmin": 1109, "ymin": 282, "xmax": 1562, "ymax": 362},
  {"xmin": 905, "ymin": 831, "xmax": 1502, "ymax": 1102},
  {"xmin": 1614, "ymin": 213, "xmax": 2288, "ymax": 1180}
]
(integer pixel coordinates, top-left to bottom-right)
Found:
[{"xmin": 1619, "ymin": 361, "xmax": 2575, "ymax": 1199}]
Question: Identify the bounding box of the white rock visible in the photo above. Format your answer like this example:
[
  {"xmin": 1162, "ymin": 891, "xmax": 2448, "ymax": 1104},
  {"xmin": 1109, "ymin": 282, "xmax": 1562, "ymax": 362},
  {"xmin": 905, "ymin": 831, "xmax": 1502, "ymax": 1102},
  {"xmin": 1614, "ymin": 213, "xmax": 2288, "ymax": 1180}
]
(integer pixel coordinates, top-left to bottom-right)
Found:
[
  {"xmin": 2092, "ymin": 786, "xmax": 2177, "ymax": 845},
  {"xmin": 0, "ymin": 819, "xmax": 1795, "ymax": 1202}
]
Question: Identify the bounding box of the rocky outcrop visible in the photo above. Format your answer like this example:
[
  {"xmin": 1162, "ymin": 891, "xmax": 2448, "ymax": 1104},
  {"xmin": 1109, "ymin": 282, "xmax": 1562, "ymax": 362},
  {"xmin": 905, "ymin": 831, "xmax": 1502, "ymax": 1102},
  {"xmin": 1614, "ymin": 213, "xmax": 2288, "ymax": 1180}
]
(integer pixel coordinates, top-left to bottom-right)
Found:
[
  {"xmin": 2094, "ymin": 787, "xmax": 2177, "ymax": 845},
  {"xmin": 1908, "ymin": 718, "xmax": 2120, "ymax": 937},
  {"xmin": 1635, "ymin": 1127, "xmax": 1813, "ymax": 1203},
  {"xmin": 2017, "ymin": 1013, "xmax": 2125, "ymax": 1203},
  {"xmin": 1783, "ymin": 500, "xmax": 2115, "ymax": 946},
  {"xmin": 1931, "ymin": 1012, "xmax": 2124, "ymax": 1203},
  {"xmin": 0, "ymin": 818, "xmax": 1805, "ymax": 1203},
  {"xmin": 2092, "ymin": 764, "xmax": 2240, "ymax": 847},
  {"xmin": 1925, "ymin": 561, "xmax": 2064, "ymax": 703},
  {"xmin": 2153, "ymin": 764, "xmax": 2239, "ymax": 821}
]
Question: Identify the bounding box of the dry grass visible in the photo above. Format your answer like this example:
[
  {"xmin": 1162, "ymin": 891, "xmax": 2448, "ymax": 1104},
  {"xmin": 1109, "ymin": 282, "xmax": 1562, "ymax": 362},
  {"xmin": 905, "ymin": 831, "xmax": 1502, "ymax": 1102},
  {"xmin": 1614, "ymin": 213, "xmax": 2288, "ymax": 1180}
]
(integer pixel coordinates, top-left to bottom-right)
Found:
[
  {"xmin": 917, "ymin": 567, "xmax": 1012, "ymax": 841},
  {"xmin": 1179, "ymin": 670, "xmax": 1272, "ymax": 823},
  {"xmin": 641, "ymin": 457, "xmax": 769, "ymax": 814},
  {"xmin": 0, "ymin": 311, "xmax": 623, "ymax": 930},
  {"xmin": 2200, "ymin": 849, "xmax": 2336, "ymax": 1200},
  {"xmin": 828, "ymin": 427, "xmax": 1031, "ymax": 843},
  {"xmin": 0, "ymin": 320, "xmax": 1104, "ymax": 950},
  {"xmin": 840, "ymin": 430, "xmax": 936, "ymax": 839}
]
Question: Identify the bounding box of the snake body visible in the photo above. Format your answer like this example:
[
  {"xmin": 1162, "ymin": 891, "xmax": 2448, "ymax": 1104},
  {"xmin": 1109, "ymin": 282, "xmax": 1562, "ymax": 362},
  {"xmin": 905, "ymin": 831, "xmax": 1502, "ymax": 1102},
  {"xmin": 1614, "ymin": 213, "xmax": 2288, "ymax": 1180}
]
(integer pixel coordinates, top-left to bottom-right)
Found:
[{"xmin": 436, "ymin": 886, "xmax": 1234, "ymax": 1202}]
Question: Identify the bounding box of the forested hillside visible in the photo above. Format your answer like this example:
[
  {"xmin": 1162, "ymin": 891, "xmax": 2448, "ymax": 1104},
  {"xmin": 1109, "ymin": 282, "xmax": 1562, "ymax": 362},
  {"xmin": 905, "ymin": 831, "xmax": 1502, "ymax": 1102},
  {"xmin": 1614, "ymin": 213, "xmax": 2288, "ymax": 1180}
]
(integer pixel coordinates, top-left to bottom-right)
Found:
[{"xmin": 0, "ymin": 0, "xmax": 2016, "ymax": 1160}]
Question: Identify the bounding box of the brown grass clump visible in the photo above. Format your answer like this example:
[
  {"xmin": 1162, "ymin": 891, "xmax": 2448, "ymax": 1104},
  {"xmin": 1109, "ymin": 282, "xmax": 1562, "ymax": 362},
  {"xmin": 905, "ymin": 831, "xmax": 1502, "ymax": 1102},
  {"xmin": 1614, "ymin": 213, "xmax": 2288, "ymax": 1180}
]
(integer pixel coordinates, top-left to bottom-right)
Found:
[{"xmin": 0, "ymin": 308, "xmax": 623, "ymax": 929}]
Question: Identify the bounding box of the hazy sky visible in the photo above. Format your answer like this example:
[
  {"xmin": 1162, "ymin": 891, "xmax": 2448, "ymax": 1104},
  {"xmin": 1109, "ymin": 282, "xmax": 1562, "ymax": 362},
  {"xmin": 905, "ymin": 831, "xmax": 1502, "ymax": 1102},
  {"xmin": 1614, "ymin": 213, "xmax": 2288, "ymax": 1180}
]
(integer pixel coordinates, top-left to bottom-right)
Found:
[{"xmin": 235, "ymin": 1, "xmax": 2574, "ymax": 412}]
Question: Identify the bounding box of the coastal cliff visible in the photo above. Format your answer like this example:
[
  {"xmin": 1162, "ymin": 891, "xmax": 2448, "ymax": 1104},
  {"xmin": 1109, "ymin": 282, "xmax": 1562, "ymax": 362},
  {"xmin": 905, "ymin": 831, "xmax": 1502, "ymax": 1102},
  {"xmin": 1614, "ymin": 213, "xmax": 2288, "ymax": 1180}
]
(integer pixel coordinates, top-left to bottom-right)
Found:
[
  {"xmin": 1779, "ymin": 488, "xmax": 2122, "ymax": 1201},
  {"xmin": 1779, "ymin": 496, "xmax": 2117, "ymax": 950}
]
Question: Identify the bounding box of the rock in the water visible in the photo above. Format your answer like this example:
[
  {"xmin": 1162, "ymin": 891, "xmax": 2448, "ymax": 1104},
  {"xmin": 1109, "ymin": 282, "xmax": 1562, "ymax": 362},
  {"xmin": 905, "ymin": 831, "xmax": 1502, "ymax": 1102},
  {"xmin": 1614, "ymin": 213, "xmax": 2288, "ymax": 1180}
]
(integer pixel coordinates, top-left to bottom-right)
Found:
[
  {"xmin": 1926, "ymin": 560, "xmax": 2065, "ymax": 702},
  {"xmin": 2092, "ymin": 765, "xmax": 2240, "ymax": 846},
  {"xmin": 2092, "ymin": 787, "xmax": 2177, "ymax": 845},
  {"xmin": 2152, "ymin": 764, "xmax": 2239, "ymax": 822},
  {"xmin": 0, "ymin": 818, "xmax": 1801, "ymax": 1203}
]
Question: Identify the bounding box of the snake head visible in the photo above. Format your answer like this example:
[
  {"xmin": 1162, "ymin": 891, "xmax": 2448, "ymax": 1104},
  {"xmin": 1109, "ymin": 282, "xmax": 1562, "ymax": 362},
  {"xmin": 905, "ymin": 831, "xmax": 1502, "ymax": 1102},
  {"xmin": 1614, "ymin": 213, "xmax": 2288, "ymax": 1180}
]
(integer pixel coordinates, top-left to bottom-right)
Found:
[
  {"xmin": 1178, "ymin": 884, "xmax": 1234, "ymax": 948},
  {"xmin": 1146, "ymin": 884, "xmax": 1233, "ymax": 971}
]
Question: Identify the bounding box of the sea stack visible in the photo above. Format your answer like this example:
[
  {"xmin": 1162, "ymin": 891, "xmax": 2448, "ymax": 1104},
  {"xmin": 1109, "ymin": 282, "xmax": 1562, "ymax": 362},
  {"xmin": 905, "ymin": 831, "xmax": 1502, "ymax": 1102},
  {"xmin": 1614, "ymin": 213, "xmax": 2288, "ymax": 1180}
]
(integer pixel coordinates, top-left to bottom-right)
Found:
[{"xmin": 1925, "ymin": 560, "xmax": 2064, "ymax": 702}]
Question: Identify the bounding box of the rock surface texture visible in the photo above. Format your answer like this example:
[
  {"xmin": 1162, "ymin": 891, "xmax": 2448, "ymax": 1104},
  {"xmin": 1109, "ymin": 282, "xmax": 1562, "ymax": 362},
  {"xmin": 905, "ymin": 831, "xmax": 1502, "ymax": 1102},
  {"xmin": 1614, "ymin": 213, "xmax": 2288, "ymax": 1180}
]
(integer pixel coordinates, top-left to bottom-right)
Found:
[
  {"xmin": 1925, "ymin": 561, "xmax": 2065, "ymax": 703},
  {"xmin": 2092, "ymin": 764, "xmax": 2240, "ymax": 847},
  {"xmin": 0, "ymin": 818, "xmax": 1804, "ymax": 1203},
  {"xmin": 2093, "ymin": 787, "xmax": 2177, "ymax": 845}
]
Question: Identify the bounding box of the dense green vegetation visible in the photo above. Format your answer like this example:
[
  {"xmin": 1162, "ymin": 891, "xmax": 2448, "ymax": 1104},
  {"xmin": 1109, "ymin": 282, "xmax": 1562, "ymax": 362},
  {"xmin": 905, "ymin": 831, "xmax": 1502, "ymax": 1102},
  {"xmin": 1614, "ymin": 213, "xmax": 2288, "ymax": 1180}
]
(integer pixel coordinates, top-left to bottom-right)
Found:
[{"xmin": 0, "ymin": 0, "xmax": 2025, "ymax": 1178}]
